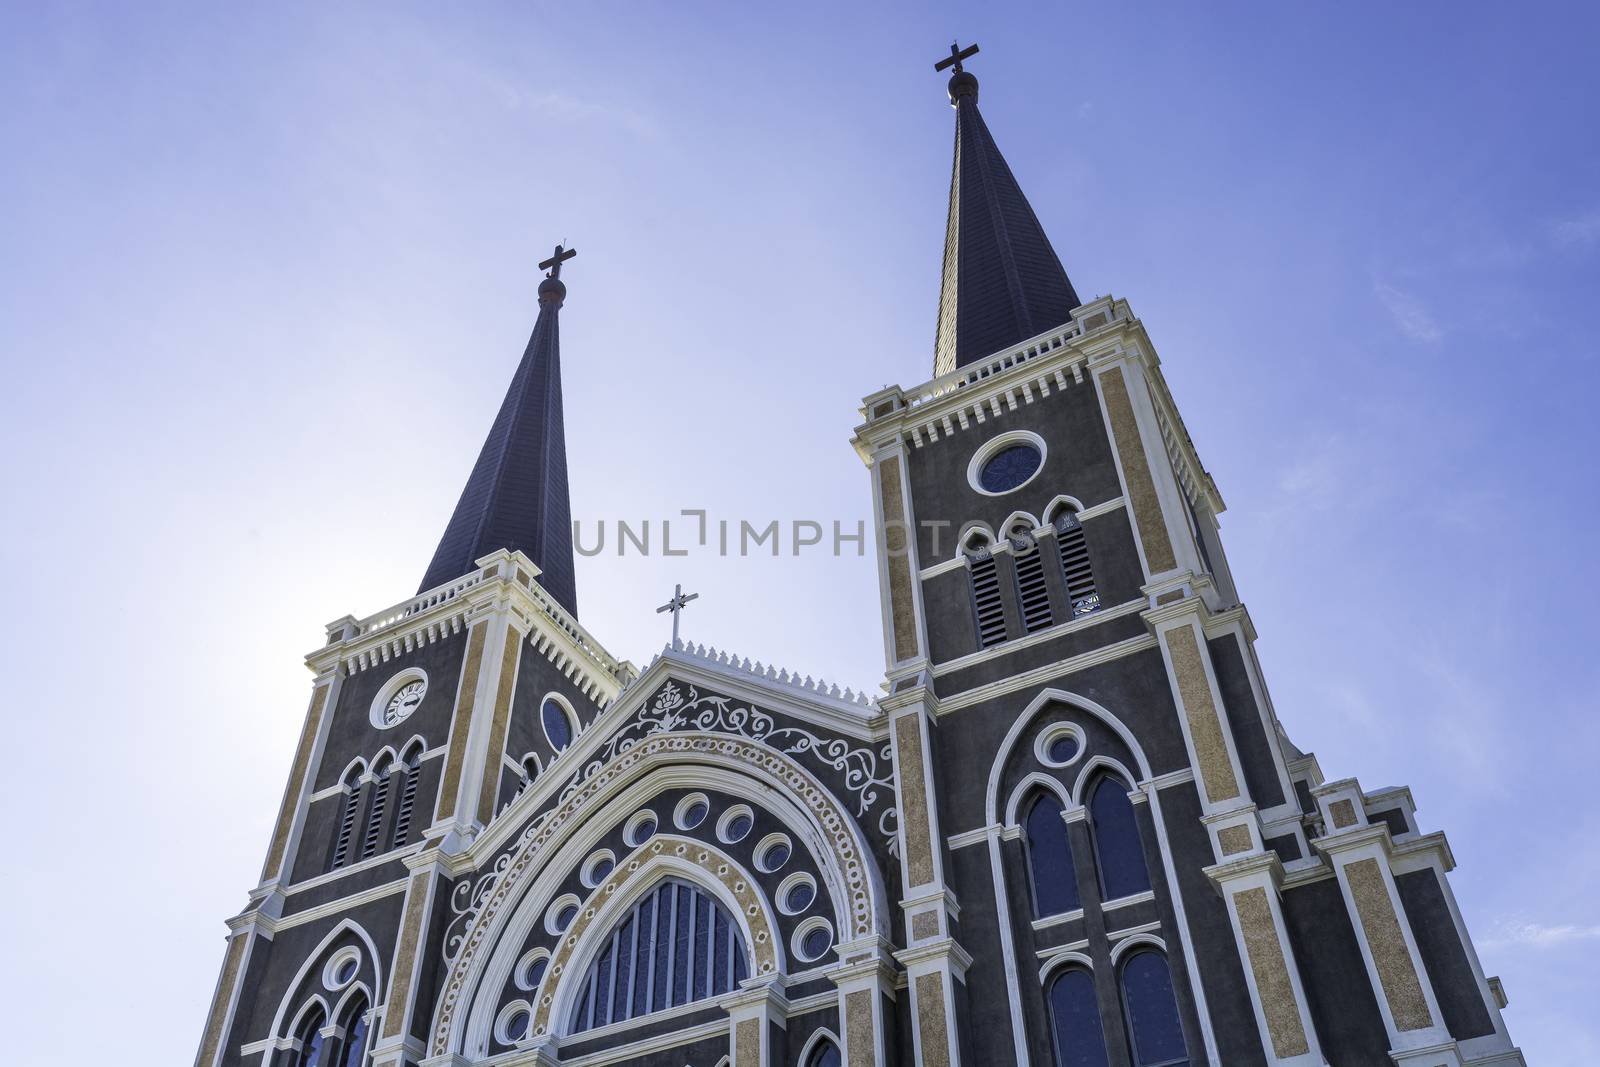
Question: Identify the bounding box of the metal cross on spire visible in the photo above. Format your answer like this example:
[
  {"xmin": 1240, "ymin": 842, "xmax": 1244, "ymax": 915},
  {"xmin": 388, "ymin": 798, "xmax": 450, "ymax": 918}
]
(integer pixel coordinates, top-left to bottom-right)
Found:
[
  {"xmin": 538, "ymin": 242, "xmax": 577, "ymax": 279},
  {"xmin": 934, "ymin": 40, "xmax": 979, "ymax": 74},
  {"xmin": 656, "ymin": 583, "xmax": 699, "ymax": 646}
]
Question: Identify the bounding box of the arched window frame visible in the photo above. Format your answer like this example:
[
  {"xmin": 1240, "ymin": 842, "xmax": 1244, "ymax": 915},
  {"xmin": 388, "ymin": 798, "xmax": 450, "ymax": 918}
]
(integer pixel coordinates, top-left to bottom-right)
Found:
[
  {"xmin": 1005, "ymin": 513, "xmax": 1054, "ymax": 633},
  {"xmin": 1081, "ymin": 769, "xmax": 1152, "ymax": 904},
  {"xmin": 329, "ymin": 987, "xmax": 372, "ymax": 1067},
  {"xmin": 963, "ymin": 525, "xmax": 1007, "ymax": 649},
  {"xmin": 1019, "ymin": 785, "xmax": 1082, "ymax": 918},
  {"xmin": 1114, "ymin": 943, "xmax": 1190, "ymax": 1067},
  {"xmin": 560, "ymin": 876, "xmax": 752, "ymax": 1036},
  {"xmin": 389, "ymin": 742, "xmax": 424, "ymax": 852},
  {"xmin": 1042, "ymin": 960, "xmax": 1111, "ymax": 1067},
  {"xmin": 329, "ymin": 761, "xmax": 366, "ymax": 871},
  {"xmin": 1044, "ymin": 497, "xmax": 1101, "ymax": 618},
  {"xmin": 287, "ymin": 1000, "xmax": 330, "ymax": 1067},
  {"xmin": 359, "ymin": 754, "xmax": 393, "ymax": 860},
  {"xmin": 797, "ymin": 1029, "xmax": 845, "ymax": 1067}
]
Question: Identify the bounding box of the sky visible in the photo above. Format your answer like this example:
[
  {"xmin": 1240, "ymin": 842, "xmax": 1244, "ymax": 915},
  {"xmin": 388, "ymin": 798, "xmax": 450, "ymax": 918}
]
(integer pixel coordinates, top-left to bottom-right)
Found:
[{"xmin": 1, "ymin": 1, "xmax": 1597, "ymax": 1061}]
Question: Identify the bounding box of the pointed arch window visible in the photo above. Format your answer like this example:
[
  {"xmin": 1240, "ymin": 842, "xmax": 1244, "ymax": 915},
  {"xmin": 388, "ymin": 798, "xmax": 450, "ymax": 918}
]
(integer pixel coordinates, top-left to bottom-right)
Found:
[
  {"xmin": 1047, "ymin": 968, "xmax": 1110, "ymax": 1067},
  {"xmin": 543, "ymin": 698, "xmax": 574, "ymax": 751},
  {"xmin": 360, "ymin": 756, "xmax": 392, "ymax": 860},
  {"xmin": 569, "ymin": 879, "xmax": 748, "ymax": 1034},
  {"xmin": 291, "ymin": 1006, "xmax": 328, "ymax": 1067},
  {"xmin": 1120, "ymin": 951, "xmax": 1189, "ymax": 1066},
  {"xmin": 1024, "ymin": 791, "xmax": 1080, "ymax": 917},
  {"xmin": 804, "ymin": 1038, "xmax": 843, "ymax": 1067},
  {"xmin": 390, "ymin": 747, "xmax": 421, "ymax": 851},
  {"xmin": 964, "ymin": 531, "xmax": 1006, "ymax": 649},
  {"xmin": 1088, "ymin": 776, "xmax": 1151, "ymax": 901},
  {"xmin": 336, "ymin": 993, "xmax": 370, "ymax": 1067},
  {"xmin": 1010, "ymin": 528, "xmax": 1055, "ymax": 633},
  {"xmin": 330, "ymin": 765, "xmax": 364, "ymax": 871},
  {"xmin": 1051, "ymin": 508, "xmax": 1101, "ymax": 617}
]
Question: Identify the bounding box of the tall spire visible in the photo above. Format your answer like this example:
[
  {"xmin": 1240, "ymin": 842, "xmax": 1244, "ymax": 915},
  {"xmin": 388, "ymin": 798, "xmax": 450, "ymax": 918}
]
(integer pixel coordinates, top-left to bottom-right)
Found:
[
  {"xmin": 418, "ymin": 243, "xmax": 579, "ymax": 617},
  {"xmin": 931, "ymin": 43, "xmax": 1082, "ymax": 378}
]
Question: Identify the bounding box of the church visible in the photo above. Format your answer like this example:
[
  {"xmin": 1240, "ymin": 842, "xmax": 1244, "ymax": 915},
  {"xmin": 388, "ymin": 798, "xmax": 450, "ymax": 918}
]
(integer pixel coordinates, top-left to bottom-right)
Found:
[{"xmin": 193, "ymin": 46, "xmax": 1526, "ymax": 1067}]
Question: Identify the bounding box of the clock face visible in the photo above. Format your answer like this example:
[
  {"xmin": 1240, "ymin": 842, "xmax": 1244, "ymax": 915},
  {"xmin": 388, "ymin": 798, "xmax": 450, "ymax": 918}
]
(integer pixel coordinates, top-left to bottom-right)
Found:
[{"xmin": 383, "ymin": 680, "xmax": 425, "ymax": 727}]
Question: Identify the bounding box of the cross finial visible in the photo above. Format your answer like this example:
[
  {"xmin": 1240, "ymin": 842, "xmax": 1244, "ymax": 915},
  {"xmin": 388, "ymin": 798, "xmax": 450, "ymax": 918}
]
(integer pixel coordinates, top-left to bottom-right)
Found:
[
  {"xmin": 538, "ymin": 242, "xmax": 577, "ymax": 279},
  {"xmin": 934, "ymin": 40, "xmax": 979, "ymax": 74},
  {"xmin": 655, "ymin": 583, "xmax": 699, "ymax": 646}
]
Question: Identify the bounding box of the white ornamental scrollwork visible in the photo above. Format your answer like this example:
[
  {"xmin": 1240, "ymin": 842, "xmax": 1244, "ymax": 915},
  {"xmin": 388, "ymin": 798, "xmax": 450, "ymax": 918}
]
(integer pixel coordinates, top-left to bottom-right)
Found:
[{"xmin": 441, "ymin": 680, "xmax": 895, "ymax": 967}]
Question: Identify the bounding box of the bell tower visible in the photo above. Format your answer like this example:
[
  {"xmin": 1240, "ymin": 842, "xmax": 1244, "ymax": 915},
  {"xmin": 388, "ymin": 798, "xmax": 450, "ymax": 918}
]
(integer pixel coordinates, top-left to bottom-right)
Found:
[{"xmin": 853, "ymin": 44, "xmax": 1523, "ymax": 1067}]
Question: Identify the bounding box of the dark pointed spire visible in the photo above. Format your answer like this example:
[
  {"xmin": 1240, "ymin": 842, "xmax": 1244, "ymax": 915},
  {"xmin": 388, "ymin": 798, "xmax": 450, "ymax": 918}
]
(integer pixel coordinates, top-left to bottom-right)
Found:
[
  {"xmin": 932, "ymin": 43, "xmax": 1082, "ymax": 377},
  {"xmin": 418, "ymin": 243, "xmax": 579, "ymax": 616}
]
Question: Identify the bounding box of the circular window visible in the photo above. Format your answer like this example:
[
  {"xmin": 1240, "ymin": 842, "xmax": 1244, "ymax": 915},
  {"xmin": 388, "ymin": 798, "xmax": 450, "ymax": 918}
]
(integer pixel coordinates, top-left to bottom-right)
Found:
[
  {"xmin": 719, "ymin": 805, "xmax": 754, "ymax": 844},
  {"xmin": 625, "ymin": 812, "xmax": 658, "ymax": 847},
  {"xmin": 778, "ymin": 873, "xmax": 817, "ymax": 915},
  {"xmin": 495, "ymin": 1001, "xmax": 533, "ymax": 1045},
  {"xmin": 1035, "ymin": 724, "xmax": 1086, "ymax": 769},
  {"xmin": 756, "ymin": 834, "xmax": 792, "ymax": 873},
  {"xmin": 968, "ymin": 432, "xmax": 1047, "ymax": 497},
  {"xmin": 514, "ymin": 951, "xmax": 550, "ymax": 992},
  {"xmin": 675, "ymin": 794, "xmax": 710, "ymax": 830},
  {"xmin": 545, "ymin": 894, "xmax": 581, "ymax": 936},
  {"xmin": 581, "ymin": 850, "xmax": 617, "ymax": 888},
  {"xmin": 322, "ymin": 947, "xmax": 361, "ymax": 990},
  {"xmin": 794, "ymin": 919, "xmax": 834, "ymax": 963},
  {"xmin": 369, "ymin": 670, "xmax": 428, "ymax": 729},
  {"xmin": 542, "ymin": 697, "xmax": 573, "ymax": 750}
]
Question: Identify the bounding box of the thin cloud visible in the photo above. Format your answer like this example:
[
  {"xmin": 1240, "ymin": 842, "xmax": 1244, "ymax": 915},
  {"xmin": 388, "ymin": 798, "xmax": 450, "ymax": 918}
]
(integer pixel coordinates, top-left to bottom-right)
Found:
[
  {"xmin": 1550, "ymin": 210, "xmax": 1600, "ymax": 248},
  {"xmin": 1374, "ymin": 281, "xmax": 1443, "ymax": 343},
  {"xmin": 1483, "ymin": 920, "xmax": 1600, "ymax": 951}
]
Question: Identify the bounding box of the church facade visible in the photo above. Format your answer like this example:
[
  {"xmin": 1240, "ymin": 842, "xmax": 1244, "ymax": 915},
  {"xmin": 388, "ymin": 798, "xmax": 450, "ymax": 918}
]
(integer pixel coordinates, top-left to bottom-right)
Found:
[{"xmin": 194, "ymin": 52, "xmax": 1526, "ymax": 1067}]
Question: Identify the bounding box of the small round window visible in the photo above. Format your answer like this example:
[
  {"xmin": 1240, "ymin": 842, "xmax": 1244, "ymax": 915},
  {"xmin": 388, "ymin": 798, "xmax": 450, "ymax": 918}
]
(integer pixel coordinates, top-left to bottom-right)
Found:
[
  {"xmin": 980, "ymin": 444, "xmax": 1042, "ymax": 493},
  {"xmin": 969, "ymin": 432, "xmax": 1047, "ymax": 497}
]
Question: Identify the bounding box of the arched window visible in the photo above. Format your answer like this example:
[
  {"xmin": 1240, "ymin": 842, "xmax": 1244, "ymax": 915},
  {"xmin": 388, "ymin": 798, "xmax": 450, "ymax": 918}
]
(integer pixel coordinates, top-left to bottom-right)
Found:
[
  {"xmin": 1088, "ymin": 776, "xmax": 1150, "ymax": 901},
  {"xmin": 542, "ymin": 698, "xmax": 573, "ymax": 751},
  {"xmin": 568, "ymin": 879, "xmax": 749, "ymax": 1034},
  {"xmin": 291, "ymin": 1006, "xmax": 328, "ymax": 1067},
  {"xmin": 965, "ymin": 532, "xmax": 1006, "ymax": 649},
  {"xmin": 1047, "ymin": 968, "xmax": 1109, "ymax": 1067},
  {"xmin": 1024, "ymin": 792, "xmax": 1080, "ymax": 916},
  {"xmin": 389, "ymin": 747, "xmax": 421, "ymax": 851},
  {"xmin": 804, "ymin": 1037, "xmax": 843, "ymax": 1067},
  {"xmin": 360, "ymin": 756, "xmax": 392, "ymax": 860},
  {"xmin": 1120, "ymin": 951, "xmax": 1189, "ymax": 1066},
  {"xmin": 330, "ymin": 765, "xmax": 364, "ymax": 871},
  {"xmin": 518, "ymin": 755, "xmax": 540, "ymax": 794},
  {"xmin": 336, "ymin": 994, "xmax": 369, "ymax": 1067},
  {"xmin": 1051, "ymin": 508, "xmax": 1100, "ymax": 617},
  {"xmin": 1010, "ymin": 529, "xmax": 1055, "ymax": 633}
]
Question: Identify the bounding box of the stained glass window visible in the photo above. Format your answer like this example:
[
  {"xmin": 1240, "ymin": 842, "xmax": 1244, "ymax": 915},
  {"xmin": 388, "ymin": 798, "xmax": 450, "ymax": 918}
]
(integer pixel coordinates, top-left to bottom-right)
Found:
[
  {"xmin": 978, "ymin": 443, "xmax": 1043, "ymax": 493},
  {"xmin": 1089, "ymin": 777, "xmax": 1151, "ymax": 901},
  {"xmin": 569, "ymin": 879, "xmax": 748, "ymax": 1034},
  {"xmin": 1047, "ymin": 969, "xmax": 1110, "ymax": 1067},
  {"xmin": 1121, "ymin": 951, "xmax": 1189, "ymax": 1066},
  {"xmin": 543, "ymin": 699, "xmax": 572, "ymax": 750},
  {"xmin": 805, "ymin": 1038, "xmax": 843, "ymax": 1067},
  {"xmin": 1025, "ymin": 792, "xmax": 1081, "ymax": 916}
]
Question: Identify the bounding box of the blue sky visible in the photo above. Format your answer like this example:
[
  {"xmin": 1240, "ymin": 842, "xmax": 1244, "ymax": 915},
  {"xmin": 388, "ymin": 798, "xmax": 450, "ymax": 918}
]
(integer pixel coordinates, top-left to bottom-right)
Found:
[{"xmin": 2, "ymin": 2, "xmax": 1597, "ymax": 1062}]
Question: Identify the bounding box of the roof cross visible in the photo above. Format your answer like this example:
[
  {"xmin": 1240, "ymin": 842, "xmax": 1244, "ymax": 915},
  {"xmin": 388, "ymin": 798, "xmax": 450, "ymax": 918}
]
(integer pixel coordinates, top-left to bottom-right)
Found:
[
  {"xmin": 538, "ymin": 242, "xmax": 577, "ymax": 279},
  {"xmin": 656, "ymin": 583, "xmax": 699, "ymax": 646},
  {"xmin": 934, "ymin": 40, "xmax": 979, "ymax": 74}
]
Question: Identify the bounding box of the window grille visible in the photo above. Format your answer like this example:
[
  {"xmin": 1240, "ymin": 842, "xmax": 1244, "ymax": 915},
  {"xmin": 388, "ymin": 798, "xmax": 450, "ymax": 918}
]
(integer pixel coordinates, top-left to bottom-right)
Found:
[
  {"xmin": 331, "ymin": 780, "xmax": 361, "ymax": 870},
  {"xmin": 1054, "ymin": 512, "xmax": 1101, "ymax": 617},
  {"xmin": 1011, "ymin": 534, "xmax": 1055, "ymax": 632},
  {"xmin": 569, "ymin": 879, "xmax": 749, "ymax": 1034},
  {"xmin": 360, "ymin": 770, "xmax": 390, "ymax": 860},
  {"xmin": 390, "ymin": 763, "xmax": 418, "ymax": 851},
  {"xmin": 968, "ymin": 551, "xmax": 1007, "ymax": 648}
]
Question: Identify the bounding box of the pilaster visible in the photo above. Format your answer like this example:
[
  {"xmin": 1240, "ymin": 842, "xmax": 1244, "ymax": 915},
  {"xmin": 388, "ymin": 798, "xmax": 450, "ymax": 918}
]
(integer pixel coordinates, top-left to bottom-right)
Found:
[
  {"xmin": 370, "ymin": 852, "xmax": 448, "ymax": 1067},
  {"xmin": 1312, "ymin": 780, "xmax": 1463, "ymax": 1066},
  {"xmin": 260, "ymin": 668, "xmax": 343, "ymax": 889},
  {"xmin": 722, "ymin": 977, "xmax": 789, "ymax": 1067},
  {"xmin": 870, "ymin": 439, "xmax": 929, "ymax": 672},
  {"xmin": 1204, "ymin": 849, "xmax": 1328, "ymax": 1066},
  {"xmin": 830, "ymin": 939, "xmax": 898, "ymax": 1067},
  {"xmin": 895, "ymin": 938, "xmax": 972, "ymax": 1067}
]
